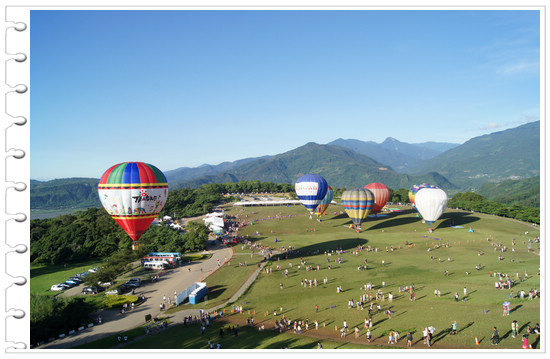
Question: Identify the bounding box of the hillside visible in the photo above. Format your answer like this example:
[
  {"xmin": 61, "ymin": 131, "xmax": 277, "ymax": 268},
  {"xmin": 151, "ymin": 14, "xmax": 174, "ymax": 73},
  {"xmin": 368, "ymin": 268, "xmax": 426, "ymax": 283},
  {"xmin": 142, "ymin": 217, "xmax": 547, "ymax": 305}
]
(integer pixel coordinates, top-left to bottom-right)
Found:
[
  {"xmin": 328, "ymin": 137, "xmax": 459, "ymax": 172},
  {"xmin": 164, "ymin": 156, "xmax": 269, "ymax": 183},
  {"xmin": 30, "ymin": 178, "xmax": 101, "ymax": 209},
  {"xmin": 173, "ymin": 142, "xmax": 458, "ymax": 190},
  {"xmin": 406, "ymin": 121, "xmax": 540, "ymax": 189},
  {"xmin": 477, "ymin": 176, "xmax": 540, "ymax": 207}
]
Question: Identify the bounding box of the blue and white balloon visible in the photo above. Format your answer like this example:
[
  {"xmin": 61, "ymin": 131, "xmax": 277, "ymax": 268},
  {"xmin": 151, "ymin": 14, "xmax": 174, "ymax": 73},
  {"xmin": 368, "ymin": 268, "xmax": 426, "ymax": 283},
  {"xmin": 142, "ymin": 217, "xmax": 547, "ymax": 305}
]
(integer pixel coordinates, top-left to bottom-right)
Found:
[{"xmin": 295, "ymin": 174, "xmax": 328, "ymax": 215}]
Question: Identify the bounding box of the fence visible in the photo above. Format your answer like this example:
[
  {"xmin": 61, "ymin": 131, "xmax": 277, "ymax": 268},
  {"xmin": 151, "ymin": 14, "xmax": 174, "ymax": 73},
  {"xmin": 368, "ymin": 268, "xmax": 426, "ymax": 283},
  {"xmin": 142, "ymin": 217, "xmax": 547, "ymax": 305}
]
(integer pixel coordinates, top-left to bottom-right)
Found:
[{"xmin": 175, "ymin": 282, "xmax": 207, "ymax": 306}]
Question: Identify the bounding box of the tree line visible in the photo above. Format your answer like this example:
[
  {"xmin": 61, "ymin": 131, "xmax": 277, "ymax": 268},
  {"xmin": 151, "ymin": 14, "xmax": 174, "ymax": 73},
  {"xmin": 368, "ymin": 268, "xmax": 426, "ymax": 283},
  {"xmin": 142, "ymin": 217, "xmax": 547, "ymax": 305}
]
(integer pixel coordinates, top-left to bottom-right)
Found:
[{"xmin": 448, "ymin": 192, "xmax": 540, "ymax": 224}]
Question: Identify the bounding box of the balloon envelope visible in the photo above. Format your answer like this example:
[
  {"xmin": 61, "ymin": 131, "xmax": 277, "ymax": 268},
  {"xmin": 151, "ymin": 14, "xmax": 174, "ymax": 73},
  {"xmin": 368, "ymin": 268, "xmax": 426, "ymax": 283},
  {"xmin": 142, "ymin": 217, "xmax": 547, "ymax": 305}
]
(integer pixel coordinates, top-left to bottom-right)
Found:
[
  {"xmin": 341, "ymin": 188, "xmax": 374, "ymax": 228},
  {"xmin": 414, "ymin": 187, "xmax": 448, "ymax": 225},
  {"xmin": 98, "ymin": 162, "xmax": 168, "ymax": 250},
  {"xmin": 316, "ymin": 186, "xmax": 334, "ymax": 216},
  {"xmin": 364, "ymin": 182, "xmax": 391, "ymax": 214},
  {"xmin": 408, "ymin": 183, "xmax": 438, "ymax": 204},
  {"xmin": 295, "ymin": 174, "xmax": 328, "ymax": 215}
]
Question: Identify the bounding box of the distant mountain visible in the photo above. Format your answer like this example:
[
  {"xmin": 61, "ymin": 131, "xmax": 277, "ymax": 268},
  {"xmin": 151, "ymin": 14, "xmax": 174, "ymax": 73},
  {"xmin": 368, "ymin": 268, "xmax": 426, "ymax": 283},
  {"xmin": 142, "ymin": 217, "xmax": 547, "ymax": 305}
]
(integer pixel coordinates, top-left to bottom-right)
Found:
[
  {"xmin": 30, "ymin": 178, "xmax": 101, "ymax": 209},
  {"xmin": 172, "ymin": 142, "xmax": 458, "ymax": 190},
  {"xmin": 477, "ymin": 176, "xmax": 540, "ymax": 207},
  {"xmin": 165, "ymin": 156, "xmax": 269, "ymax": 184},
  {"xmin": 328, "ymin": 137, "xmax": 459, "ymax": 172},
  {"xmin": 406, "ymin": 121, "xmax": 540, "ymax": 190}
]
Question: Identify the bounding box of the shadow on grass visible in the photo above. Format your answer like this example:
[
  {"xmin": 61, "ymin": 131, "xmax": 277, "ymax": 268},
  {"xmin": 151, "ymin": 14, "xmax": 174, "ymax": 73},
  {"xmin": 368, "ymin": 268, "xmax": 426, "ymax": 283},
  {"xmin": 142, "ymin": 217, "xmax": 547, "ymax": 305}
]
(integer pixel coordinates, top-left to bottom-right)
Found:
[
  {"xmin": 436, "ymin": 212, "xmax": 481, "ymax": 229},
  {"xmin": 202, "ymin": 285, "xmax": 226, "ymax": 301},
  {"xmin": 368, "ymin": 216, "xmax": 421, "ymax": 231},
  {"xmin": 272, "ymin": 238, "xmax": 369, "ymax": 259},
  {"xmin": 500, "ymin": 329, "xmax": 513, "ymax": 340},
  {"xmin": 532, "ymin": 335, "xmax": 540, "ymax": 349},
  {"xmin": 510, "ymin": 304, "xmax": 523, "ymax": 313},
  {"xmin": 457, "ymin": 322, "xmax": 474, "ymax": 335},
  {"xmin": 519, "ymin": 322, "xmax": 531, "ymax": 333}
]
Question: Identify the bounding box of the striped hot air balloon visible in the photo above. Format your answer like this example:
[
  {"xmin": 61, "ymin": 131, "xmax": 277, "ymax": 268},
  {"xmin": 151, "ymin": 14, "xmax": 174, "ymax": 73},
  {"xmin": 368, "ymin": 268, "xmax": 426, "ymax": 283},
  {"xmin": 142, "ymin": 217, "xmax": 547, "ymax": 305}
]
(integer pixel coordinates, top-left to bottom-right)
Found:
[
  {"xmin": 341, "ymin": 188, "xmax": 374, "ymax": 230},
  {"xmin": 316, "ymin": 186, "xmax": 334, "ymax": 217},
  {"xmin": 98, "ymin": 162, "xmax": 168, "ymax": 250},
  {"xmin": 295, "ymin": 174, "xmax": 328, "ymax": 216},
  {"xmin": 364, "ymin": 182, "xmax": 391, "ymax": 215},
  {"xmin": 414, "ymin": 187, "xmax": 448, "ymax": 230}
]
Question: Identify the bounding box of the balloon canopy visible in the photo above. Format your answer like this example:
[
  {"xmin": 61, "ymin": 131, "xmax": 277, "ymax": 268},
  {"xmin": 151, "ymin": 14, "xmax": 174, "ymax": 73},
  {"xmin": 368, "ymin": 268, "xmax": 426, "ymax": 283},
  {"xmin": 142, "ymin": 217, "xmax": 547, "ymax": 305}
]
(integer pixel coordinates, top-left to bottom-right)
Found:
[
  {"xmin": 408, "ymin": 183, "xmax": 438, "ymax": 204},
  {"xmin": 98, "ymin": 162, "xmax": 168, "ymax": 250},
  {"xmin": 295, "ymin": 174, "xmax": 328, "ymax": 215},
  {"xmin": 316, "ymin": 186, "xmax": 334, "ymax": 216},
  {"xmin": 414, "ymin": 187, "xmax": 448, "ymax": 226},
  {"xmin": 364, "ymin": 182, "xmax": 391, "ymax": 214},
  {"xmin": 341, "ymin": 188, "xmax": 374, "ymax": 229}
]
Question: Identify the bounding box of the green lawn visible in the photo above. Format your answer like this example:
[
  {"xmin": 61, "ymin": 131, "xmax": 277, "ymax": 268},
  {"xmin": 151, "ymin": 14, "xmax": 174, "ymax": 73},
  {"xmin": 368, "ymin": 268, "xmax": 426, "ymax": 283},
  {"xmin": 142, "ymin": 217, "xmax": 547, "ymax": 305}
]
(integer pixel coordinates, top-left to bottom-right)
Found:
[
  {"xmin": 30, "ymin": 259, "xmax": 104, "ymax": 296},
  {"xmin": 34, "ymin": 203, "xmax": 541, "ymax": 350},
  {"xmin": 209, "ymin": 204, "xmax": 540, "ymax": 349},
  {"xmin": 121, "ymin": 319, "xmax": 390, "ymax": 349}
]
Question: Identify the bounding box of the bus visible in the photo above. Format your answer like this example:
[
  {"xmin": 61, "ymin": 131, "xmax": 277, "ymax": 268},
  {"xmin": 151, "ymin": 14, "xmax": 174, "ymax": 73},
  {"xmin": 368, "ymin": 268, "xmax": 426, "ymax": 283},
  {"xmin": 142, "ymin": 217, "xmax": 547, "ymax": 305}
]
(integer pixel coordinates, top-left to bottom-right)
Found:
[
  {"xmin": 147, "ymin": 252, "xmax": 182, "ymax": 259},
  {"xmin": 143, "ymin": 261, "xmax": 168, "ymax": 270}
]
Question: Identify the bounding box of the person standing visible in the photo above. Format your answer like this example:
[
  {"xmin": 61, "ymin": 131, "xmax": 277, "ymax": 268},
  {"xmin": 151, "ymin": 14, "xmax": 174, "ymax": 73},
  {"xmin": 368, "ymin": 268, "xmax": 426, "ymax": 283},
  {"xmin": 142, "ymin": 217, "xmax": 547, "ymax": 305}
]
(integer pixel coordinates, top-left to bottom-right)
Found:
[
  {"xmin": 451, "ymin": 321, "xmax": 457, "ymax": 335},
  {"xmin": 491, "ymin": 327, "xmax": 500, "ymax": 345},
  {"xmin": 512, "ymin": 320, "xmax": 518, "ymax": 337},
  {"xmin": 407, "ymin": 332, "xmax": 413, "ymax": 347}
]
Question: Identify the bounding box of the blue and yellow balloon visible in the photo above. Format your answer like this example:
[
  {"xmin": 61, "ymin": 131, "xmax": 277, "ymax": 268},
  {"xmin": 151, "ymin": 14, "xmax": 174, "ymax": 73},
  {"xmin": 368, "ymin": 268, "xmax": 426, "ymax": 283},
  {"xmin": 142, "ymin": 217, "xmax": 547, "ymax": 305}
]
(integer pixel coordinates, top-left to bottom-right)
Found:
[{"xmin": 341, "ymin": 188, "xmax": 374, "ymax": 231}]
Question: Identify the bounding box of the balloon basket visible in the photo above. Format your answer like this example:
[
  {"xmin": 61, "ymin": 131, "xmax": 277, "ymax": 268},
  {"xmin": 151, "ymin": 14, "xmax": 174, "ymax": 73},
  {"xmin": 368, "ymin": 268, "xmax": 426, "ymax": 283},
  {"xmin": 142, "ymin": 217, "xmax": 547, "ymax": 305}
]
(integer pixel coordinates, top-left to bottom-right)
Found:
[{"xmin": 132, "ymin": 242, "xmax": 139, "ymax": 251}]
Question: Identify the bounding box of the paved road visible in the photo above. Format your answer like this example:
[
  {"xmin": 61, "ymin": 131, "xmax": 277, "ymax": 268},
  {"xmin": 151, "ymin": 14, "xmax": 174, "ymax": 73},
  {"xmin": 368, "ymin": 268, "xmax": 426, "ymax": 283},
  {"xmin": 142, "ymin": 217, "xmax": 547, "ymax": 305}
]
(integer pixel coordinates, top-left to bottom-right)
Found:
[{"xmin": 40, "ymin": 239, "xmax": 235, "ymax": 349}]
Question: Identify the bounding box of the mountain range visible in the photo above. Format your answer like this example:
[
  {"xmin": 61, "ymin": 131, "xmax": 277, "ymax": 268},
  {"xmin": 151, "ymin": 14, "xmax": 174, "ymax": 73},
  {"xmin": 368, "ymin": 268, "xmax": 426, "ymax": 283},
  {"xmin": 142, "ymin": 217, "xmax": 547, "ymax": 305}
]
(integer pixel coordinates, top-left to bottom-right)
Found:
[{"xmin": 31, "ymin": 121, "xmax": 540, "ymax": 210}]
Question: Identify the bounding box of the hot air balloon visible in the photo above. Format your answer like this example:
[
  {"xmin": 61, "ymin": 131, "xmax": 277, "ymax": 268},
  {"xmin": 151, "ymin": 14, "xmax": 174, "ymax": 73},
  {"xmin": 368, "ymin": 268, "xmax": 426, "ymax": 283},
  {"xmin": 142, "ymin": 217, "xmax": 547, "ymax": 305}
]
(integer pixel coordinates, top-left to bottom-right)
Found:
[
  {"xmin": 316, "ymin": 186, "xmax": 334, "ymax": 217},
  {"xmin": 98, "ymin": 162, "xmax": 168, "ymax": 250},
  {"xmin": 341, "ymin": 188, "xmax": 374, "ymax": 231},
  {"xmin": 408, "ymin": 183, "xmax": 438, "ymax": 204},
  {"xmin": 414, "ymin": 187, "xmax": 448, "ymax": 231},
  {"xmin": 295, "ymin": 174, "xmax": 328, "ymax": 217},
  {"xmin": 364, "ymin": 182, "xmax": 391, "ymax": 215}
]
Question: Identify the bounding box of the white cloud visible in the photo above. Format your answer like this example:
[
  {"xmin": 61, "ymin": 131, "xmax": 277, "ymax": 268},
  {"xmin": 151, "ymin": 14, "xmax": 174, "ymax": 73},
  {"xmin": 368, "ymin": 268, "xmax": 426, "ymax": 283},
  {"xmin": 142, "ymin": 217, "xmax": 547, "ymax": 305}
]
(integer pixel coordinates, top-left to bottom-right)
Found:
[
  {"xmin": 480, "ymin": 122, "xmax": 501, "ymax": 130},
  {"xmin": 497, "ymin": 60, "xmax": 539, "ymax": 75}
]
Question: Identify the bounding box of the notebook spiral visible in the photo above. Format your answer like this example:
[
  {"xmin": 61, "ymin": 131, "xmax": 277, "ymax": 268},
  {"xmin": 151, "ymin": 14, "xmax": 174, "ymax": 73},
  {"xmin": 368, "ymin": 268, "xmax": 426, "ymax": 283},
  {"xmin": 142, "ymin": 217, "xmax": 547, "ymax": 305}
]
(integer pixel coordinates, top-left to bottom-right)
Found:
[{"xmin": 2, "ymin": 8, "xmax": 30, "ymax": 352}]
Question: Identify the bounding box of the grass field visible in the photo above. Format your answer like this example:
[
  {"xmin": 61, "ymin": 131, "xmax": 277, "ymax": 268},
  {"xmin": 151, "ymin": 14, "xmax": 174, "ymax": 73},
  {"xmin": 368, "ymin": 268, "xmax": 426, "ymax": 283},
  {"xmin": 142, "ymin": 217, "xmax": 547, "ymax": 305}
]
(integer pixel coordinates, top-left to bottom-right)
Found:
[
  {"xmin": 189, "ymin": 203, "xmax": 541, "ymax": 349},
  {"xmin": 30, "ymin": 259, "xmax": 104, "ymax": 296},
  {"xmin": 32, "ymin": 202, "xmax": 541, "ymax": 350}
]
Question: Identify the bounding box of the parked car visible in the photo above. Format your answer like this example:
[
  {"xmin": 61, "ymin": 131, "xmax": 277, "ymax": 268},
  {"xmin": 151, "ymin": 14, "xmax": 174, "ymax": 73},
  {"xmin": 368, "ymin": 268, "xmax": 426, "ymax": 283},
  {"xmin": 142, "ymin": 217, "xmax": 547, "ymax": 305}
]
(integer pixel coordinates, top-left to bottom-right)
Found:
[
  {"xmin": 62, "ymin": 281, "xmax": 76, "ymax": 288},
  {"xmin": 82, "ymin": 286, "xmax": 104, "ymax": 294},
  {"xmin": 68, "ymin": 277, "xmax": 83, "ymax": 283},
  {"xmin": 105, "ymin": 288, "xmax": 121, "ymax": 295},
  {"xmin": 118, "ymin": 284, "xmax": 131, "ymax": 293},
  {"xmin": 126, "ymin": 279, "xmax": 141, "ymax": 287},
  {"xmin": 50, "ymin": 284, "xmax": 66, "ymax": 291},
  {"xmin": 65, "ymin": 279, "xmax": 80, "ymax": 286},
  {"xmin": 82, "ymin": 286, "xmax": 98, "ymax": 294}
]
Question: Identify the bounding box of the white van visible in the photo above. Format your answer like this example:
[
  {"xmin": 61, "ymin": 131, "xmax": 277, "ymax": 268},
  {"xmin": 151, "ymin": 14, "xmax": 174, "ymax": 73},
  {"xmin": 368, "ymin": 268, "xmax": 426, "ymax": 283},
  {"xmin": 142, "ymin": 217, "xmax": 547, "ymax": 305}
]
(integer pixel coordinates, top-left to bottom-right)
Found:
[{"xmin": 143, "ymin": 261, "xmax": 167, "ymax": 270}]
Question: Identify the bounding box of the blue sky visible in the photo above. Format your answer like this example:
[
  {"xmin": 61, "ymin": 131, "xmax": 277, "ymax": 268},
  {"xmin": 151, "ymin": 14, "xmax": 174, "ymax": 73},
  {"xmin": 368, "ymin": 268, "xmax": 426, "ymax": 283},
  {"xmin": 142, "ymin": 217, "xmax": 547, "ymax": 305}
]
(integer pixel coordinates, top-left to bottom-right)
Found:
[{"xmin": 30, "ymin": 9, "xmax": 541, "ymax": 180}]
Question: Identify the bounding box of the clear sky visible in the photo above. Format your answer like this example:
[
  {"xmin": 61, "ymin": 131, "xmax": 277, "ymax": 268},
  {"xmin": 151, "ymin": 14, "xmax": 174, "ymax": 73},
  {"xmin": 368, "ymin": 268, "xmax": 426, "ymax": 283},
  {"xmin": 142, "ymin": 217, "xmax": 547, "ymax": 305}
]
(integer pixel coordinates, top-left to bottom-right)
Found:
[{"xmin": 30, "ymin": 9, "xmax": 541, "ymax": 180}]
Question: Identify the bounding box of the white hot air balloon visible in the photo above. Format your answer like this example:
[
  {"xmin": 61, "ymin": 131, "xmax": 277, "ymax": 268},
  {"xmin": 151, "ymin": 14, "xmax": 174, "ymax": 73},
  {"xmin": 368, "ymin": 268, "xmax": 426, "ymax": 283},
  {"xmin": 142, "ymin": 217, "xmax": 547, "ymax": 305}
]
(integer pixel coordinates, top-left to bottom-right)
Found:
[{"xmin": 414, "ymin": 187, "xmax": 448, "ymax": 230}]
